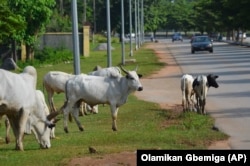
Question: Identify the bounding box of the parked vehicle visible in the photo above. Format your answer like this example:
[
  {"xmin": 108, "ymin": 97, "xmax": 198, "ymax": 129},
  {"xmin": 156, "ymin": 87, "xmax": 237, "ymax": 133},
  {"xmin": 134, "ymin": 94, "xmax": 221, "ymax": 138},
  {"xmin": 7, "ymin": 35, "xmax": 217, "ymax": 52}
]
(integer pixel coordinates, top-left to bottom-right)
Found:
[
  {"xmin": 191, "ymin": 36, "xmax": 213, "ymax": 54},
  {"xmin": 238, "ymin": 32, "xmax": 247, "ymax": 39},
  {"xmin": 172, "ymin": 33, "xmax": 183, "ymax": 42},
  {"xmin": 126, "ymin": 33, "xmax": 135, "ymax": 38}
]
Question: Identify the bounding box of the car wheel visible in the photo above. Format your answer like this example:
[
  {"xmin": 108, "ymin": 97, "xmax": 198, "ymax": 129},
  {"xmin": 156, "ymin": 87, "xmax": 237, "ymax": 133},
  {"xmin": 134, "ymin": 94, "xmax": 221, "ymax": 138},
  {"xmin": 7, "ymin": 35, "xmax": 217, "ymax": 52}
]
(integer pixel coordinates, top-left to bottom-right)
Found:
[
  {"xmin": 191, "ymin": 50, "xmax": 195, "ymax": 54},
  {"xmin": 210, "ymin": 49, "xmax": 213, "ymax": 53}
]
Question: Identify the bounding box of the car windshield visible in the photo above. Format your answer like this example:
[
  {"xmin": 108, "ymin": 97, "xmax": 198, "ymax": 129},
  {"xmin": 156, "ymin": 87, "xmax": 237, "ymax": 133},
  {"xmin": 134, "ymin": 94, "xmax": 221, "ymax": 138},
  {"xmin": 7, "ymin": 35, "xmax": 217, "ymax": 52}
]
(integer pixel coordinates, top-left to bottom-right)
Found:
[
  {"xmin": 174, "ymin": 33, "xmax": 181, "ymax": 36},
  {"xmin": 193, "ymin": 36, "xmax": 210, "ymax": 42}
]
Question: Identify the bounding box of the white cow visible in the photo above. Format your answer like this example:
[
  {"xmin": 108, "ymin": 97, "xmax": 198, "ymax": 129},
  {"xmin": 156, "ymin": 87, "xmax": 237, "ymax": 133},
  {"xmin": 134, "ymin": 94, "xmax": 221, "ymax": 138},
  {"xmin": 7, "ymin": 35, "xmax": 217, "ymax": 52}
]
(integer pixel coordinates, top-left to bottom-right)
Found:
[
  {"xmin": 61, "ymin": 65, "xmax": 143, "ymax": 133},
  {"xmin": 181, "ymin": 74, "xmax": 196, "ymax": 112},
  {"xmin": 43, "ymin": 71, "xmax": 97, "ymax": 115},
  {"xmin": 192, "ymin": 74, "xmax": 219, "ymax": 114},
  {"xmin": 88, "ymin": 66, "xmax": 122, "ymax": 78},
  {"xmin": 25, "ymin": 90, "xmax": 56, "ymax": 138},
  {"xmin": 43, "ymin": 71, "xmax": 74, "ymax": 113},
  {"xmin": 87, "ymin": 66, "xmax": 123, "ymax": 113},
  {"xmin": 4, "ymin": 90, "xmax": 57, "ymax": 143},
  {"xmin": 0, "ymin": 66, "xmax": 57, "ymax": 151}
]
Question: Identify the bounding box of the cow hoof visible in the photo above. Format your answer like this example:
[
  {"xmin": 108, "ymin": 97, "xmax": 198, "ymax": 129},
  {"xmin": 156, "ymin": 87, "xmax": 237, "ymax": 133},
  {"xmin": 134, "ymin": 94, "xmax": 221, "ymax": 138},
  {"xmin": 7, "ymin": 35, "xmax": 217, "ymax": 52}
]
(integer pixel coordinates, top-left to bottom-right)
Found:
[
  {"xmin": 79, "ymin": 126, "xmax": 84, "ymax": 131},
  {"xmin": 112, "ymin": 127, "xmax": 117, "ymax": 131},
  {"xmin": 64, "ymin": 128, "xmax": 69, "ymax": 133},
  {"xmin": 5, "ymin": 137, "xmax": 10, "ymax": 144}
]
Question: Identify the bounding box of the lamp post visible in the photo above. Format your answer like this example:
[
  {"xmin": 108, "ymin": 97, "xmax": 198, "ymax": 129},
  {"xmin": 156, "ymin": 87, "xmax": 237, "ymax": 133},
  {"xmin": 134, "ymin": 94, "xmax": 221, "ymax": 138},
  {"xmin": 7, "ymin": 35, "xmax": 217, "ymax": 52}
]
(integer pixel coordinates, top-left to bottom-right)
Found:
[
  {"xmin": 129, "ymin": 0, "xmax": 133, "ymax": 56},
  {"xmin": 137, "ymin": 0, "xmax": 140, "ymax": 48},
  {"xmin": 141, "ymin": 0, "xmax": 144, "ymax": 44},
  {"xmin": 134, "ymin": 0, "xmax": 138, "ymax": 50},
  {"xmin": 121, "ymin": 0, "xmax": 125, "ymax": 65},
  {"xmin": 71, "ymin": 0, "xmax": 81, "ymax": 74},
  {"xmin": 106, "ymin": 0, "xmax": 112, "ymax": 67}
]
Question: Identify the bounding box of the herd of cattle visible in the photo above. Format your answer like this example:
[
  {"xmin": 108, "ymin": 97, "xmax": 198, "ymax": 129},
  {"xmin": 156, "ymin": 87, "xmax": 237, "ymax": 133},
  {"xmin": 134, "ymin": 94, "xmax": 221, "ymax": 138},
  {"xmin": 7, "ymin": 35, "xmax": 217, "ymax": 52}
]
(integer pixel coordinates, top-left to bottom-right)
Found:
[
  {"xmin": 0, "ymin": 65, "xmax": 143, "ymax": 151},
  {"xmin": 0, "ymin": 64, "xmax": 219, "ymax": 151}
]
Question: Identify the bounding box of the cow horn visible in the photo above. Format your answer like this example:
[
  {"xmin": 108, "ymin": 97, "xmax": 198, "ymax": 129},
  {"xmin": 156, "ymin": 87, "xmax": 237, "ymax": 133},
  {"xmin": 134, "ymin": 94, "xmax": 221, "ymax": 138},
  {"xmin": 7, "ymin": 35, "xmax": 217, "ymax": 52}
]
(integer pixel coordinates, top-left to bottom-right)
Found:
[
  {"xmin": 119, "ymin": 65, "xmax": 129, "ymax": 74},
  {"xmin": 47, "ymin": 111, "xmax": 60, "ymax": 121}
]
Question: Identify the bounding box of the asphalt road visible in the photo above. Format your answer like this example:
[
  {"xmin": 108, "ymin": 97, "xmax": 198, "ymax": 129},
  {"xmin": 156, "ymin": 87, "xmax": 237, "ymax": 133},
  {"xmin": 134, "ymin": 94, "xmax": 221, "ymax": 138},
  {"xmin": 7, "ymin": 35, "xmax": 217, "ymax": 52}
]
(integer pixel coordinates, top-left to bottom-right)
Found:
[{"xmin": 165, "ymin": 39, "xmax": 250, "ymax": 149}]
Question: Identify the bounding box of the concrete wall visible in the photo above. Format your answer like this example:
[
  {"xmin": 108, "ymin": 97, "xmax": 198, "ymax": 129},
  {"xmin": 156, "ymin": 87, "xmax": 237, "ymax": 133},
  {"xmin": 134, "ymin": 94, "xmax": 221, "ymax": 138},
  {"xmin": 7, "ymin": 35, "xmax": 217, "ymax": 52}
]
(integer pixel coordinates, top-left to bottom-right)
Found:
[{"xmin": 38, "ymin": 32, "xmax": 83, "ymax": 55}]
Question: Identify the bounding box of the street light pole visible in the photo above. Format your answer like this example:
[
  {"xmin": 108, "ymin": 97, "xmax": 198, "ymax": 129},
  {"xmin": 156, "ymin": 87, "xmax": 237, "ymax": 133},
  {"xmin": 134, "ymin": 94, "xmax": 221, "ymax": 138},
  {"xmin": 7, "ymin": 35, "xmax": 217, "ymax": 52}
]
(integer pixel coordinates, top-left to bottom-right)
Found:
[
  {"xmin": 71, "ymin": 0, "xmax": 81, "ymax": 75},
  {"xmin": 129, "ymin": 0, "xmax": 133, "ymax": 56},
  {"xmin": 141, "ymin": 0, "xmax": 144, "ymax": 44},
  {"xmin": 121, "ymin": 0, "xmax": 125, "ymax": 65},
  {"xmin": 106, "ymin": 0, "xmax": 112, "ymax": 67},
  {"xmin": 137, "ymin": 0, "xmax": 140, "ymax": 48},
  {"xmin": 134, "ymin": 0, "xmax": 138, "ymax": 50}
]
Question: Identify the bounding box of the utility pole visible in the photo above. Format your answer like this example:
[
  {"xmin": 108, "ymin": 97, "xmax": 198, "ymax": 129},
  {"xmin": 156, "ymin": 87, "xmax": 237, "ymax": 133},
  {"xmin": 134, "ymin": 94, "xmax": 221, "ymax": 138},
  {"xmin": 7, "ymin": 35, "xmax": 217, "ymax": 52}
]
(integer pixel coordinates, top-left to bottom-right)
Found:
[
  {"xmin": 134, "ymin": 0, "xmax": 138, "ymax": 50},
  {"xmin": 121, "ymin": 0, "xmax": 125, "ymax": 65},
  {"xmin": 71, "ymin": 0, "xmax": 81, "ymax": 74},
  {"xmin": 129, "ymin": 0, "xmax": 133, "ymax": 56},
  {"xmin": 106, "ymin": 0, "xmax": 112, "ymax": 67}
]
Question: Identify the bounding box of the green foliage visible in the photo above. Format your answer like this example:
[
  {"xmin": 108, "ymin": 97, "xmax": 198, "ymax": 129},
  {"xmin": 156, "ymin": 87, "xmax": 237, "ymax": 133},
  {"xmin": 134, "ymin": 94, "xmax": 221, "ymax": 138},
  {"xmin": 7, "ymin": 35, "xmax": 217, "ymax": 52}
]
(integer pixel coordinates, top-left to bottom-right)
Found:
[
  {"xmin": 35, "ymin": 47, "xmax": 73, "ymax": 64},
  {"xmin": 46, "ymin": 9, "xmax": 72, "ymax": 32},
  {"xmin": 0, "ymin": 3, "xmax": 26, "ymax": 44},
  {"xmin": 17, "ymin": 47, "xmax": 73, "ymax": 68},
  {"xmin": 8, "ymin": 0, "xmax": 56, "ymax": 46},
  {"xmin": 92, "ymin": 34, "xmax": 120, "ymax": 43}
]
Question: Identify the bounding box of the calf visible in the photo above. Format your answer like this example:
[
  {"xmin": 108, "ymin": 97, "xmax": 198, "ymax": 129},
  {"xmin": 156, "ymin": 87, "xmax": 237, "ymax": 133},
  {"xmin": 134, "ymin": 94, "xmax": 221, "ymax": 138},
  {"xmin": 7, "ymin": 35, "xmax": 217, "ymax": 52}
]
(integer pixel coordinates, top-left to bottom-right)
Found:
[
  {"xmin": 181, "ymin": 74, "xmax": 195, "ymax": 112},
  {"xmin": 192, "ymin": 74, "xmax": 219, "ymax": 114}
]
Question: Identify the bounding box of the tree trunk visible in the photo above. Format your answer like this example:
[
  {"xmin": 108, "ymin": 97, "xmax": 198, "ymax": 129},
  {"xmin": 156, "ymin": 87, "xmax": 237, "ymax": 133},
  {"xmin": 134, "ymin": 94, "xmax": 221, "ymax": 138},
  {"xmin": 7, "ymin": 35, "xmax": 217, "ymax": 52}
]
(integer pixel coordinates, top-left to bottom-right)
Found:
[
  {"xmin": 11, "ymin": 40, "xmax": 17, "ymax": 62},
  {"xmin": 25, "ymin": 45, "xmax": 34, "ymax": 61},
  {"xmin": 60, "ymin": 0, "xmax": 64, "ymax": 16}
]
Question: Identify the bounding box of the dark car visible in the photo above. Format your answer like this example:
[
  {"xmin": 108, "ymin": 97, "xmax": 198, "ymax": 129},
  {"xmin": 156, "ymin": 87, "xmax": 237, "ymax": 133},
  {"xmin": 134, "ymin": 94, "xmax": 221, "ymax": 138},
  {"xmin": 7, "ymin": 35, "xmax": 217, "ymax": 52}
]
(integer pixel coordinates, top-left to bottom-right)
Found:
[
  {"xmin": 172, "ymin": 33, "xmax": 183, "ymax": 42},
  {"xmin": 191, "ymin": 36, "xmax": 213, "ymax": 54}
]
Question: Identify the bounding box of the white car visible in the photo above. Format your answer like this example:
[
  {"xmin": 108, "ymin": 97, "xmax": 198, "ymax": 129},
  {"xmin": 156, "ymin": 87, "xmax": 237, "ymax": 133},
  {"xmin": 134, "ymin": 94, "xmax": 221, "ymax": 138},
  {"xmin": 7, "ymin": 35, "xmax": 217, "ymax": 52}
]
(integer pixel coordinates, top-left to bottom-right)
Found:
[
  {"xmin": 237, "ymin": 32, "xmax": 247, "ymax": 39},
  {"xmin": 126, "ymin": 33, "xmax": 135, "ymax": 38}
]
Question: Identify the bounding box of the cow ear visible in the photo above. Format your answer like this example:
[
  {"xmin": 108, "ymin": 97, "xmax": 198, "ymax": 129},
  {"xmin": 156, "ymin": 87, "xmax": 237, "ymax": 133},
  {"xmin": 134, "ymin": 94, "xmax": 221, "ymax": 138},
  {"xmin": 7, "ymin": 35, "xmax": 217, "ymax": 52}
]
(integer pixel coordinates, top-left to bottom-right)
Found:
[{"xmin": 138, "ymin": 74, "xmax": 142, "ymax": 78}]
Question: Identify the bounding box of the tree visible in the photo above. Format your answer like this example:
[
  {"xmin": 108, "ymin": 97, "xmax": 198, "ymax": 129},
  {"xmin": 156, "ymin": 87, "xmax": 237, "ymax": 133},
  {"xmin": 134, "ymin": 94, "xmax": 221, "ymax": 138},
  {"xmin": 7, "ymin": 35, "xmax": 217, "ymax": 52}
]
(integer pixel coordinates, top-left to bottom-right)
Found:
[
  {"xmin": 0, "ymin": 3, "xmax": 26, "ymax": 44},
  {"xmin": 0, "ymin": 1, "xmax": 26, "ymax": 62},
  {"xmin": 144, "ymin": 0, "xmax": 168, "ymax": 35},
  {"xmin": 8, "ymin": 0, "xmax": 55, "ymax": 61}
]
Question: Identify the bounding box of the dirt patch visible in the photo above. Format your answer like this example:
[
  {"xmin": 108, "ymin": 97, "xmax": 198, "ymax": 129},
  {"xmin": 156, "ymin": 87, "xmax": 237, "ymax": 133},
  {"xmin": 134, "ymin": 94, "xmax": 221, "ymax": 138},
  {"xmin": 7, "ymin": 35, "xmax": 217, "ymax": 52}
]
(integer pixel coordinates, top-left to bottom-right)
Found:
[
  {"xmin": 68, "ymin": 151, "xmax": 137, "ymax": 166},
  {"xmin": 67, "ymin": 42, "xmax": 230, "ymax": 166}
]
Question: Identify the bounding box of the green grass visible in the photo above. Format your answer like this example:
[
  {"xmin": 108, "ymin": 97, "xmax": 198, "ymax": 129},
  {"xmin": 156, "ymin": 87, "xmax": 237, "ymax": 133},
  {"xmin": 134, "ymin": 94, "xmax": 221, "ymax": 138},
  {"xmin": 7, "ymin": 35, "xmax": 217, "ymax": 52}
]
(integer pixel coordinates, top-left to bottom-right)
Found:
[{"xmin": 0, "ymin": 42, "xmax": 228, "ymax": 166}]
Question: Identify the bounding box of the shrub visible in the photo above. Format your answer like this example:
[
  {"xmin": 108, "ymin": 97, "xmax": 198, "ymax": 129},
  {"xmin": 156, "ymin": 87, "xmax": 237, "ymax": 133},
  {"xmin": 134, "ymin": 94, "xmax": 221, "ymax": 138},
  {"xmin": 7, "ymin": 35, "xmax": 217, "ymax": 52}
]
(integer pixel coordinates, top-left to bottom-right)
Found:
[{"xmin": 17, "ymin": 47, "xmax": 73, "ymax": 68}]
